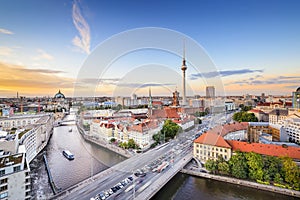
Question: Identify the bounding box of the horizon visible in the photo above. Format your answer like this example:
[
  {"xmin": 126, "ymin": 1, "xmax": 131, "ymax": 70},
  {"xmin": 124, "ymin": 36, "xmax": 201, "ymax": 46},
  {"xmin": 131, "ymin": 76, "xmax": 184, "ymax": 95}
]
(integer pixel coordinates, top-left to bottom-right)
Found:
[{"xmin": 0, "ymin": 0, "xmax": 299, "ymax": 97}]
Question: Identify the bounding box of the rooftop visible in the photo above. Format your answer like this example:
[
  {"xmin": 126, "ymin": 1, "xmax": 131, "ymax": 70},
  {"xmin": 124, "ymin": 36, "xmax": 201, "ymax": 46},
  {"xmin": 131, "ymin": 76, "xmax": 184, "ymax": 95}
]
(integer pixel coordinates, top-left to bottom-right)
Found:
[
  {"xmin": 0, "ymin": 153, "xmax": 24, "ymax": 168},
  {"xmin": 194, "ymin": 132, "xmax": 231, "ymax": 148},
  {"xmin": 226, "ymin": 140, "xmax": 300, "ymax": 160}
]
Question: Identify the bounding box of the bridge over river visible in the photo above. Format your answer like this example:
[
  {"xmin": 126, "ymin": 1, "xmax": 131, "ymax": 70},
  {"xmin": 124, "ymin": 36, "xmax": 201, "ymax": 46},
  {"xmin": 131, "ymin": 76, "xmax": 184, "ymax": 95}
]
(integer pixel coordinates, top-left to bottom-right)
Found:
[{"xmin": 51, "ymin": 130, "xmax": 195, "ymax": 200}]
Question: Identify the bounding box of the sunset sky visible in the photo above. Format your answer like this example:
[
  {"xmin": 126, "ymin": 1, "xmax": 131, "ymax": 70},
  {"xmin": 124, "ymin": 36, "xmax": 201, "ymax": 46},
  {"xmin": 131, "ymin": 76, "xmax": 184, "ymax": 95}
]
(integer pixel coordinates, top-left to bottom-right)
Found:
[{"xmin": 0, "ymin": 0, "xmax": 299, "ymax": 98}]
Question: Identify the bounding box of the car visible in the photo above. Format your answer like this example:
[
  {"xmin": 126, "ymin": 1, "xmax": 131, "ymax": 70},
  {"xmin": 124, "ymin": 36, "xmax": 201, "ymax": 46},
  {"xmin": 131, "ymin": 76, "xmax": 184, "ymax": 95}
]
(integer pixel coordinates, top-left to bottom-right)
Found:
[
  {"xmin": 111, "ymin": 187, "xmax": 118, "ymax": 193},
  {"xmin": 128, "ymin": 176, "xmax": 133, "ymax": 181},
  {"xmin": 108, "ymin": 189, "xmax": 113, "ymax": 195}
]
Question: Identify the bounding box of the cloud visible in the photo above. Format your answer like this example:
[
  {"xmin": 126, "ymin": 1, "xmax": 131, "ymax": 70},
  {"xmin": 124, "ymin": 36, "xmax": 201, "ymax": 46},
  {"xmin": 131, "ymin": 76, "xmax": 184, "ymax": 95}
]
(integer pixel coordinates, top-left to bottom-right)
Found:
[
  {"xmin": 116, "ymin": 82, "xmax": 175, "ymax": 88},
  {"xmin": 32, "ymin": 49, "xmax": 54, "ymax": 61},
  {"xmin": 72, "ymin": 0, "xmax": 90, "ymax": 54},
  {"xmin": 0, "ymin": 61, "xmax": 74, "ymax": 97},
  {"xmin": 190, "ymin": 68, "xmax": 264, "ymax": 80},
  {"xmin": 228, "ymin": 75, "xmax": 300, "ymax": 86},
  {"xmin": 0, "ymin": 46, "xmax": 14, "ymax": 56},
  {"xmin": 14, "ymin": 68, "xmax": 64, "ymax": 74},
  {"xmin": 0, "ymin": 28, "xmax": 14, "ymax": 35}
]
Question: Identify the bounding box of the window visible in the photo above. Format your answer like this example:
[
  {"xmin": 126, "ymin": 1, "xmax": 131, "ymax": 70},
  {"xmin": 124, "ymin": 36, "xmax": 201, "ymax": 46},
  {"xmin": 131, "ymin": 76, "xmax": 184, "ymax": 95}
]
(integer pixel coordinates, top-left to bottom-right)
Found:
[
  {"xmin": 0, "ymin": 179, "xmax": 7, "ymax": 184},
  {"xmin": 224, "ymin": 149, "xmax": 227, "ymax": 153},
  {"xmin": 220, "ymin": 149, "xmax": 223, "ymax": 152},
  {"xmin": 0, "ymin": 192, "xmax": 8, "ymax": 199},
  {"xmin": 216, "ymin": 148, "xmax": 218, "ymax": 151},
  {"xmin": 196, "ymin": 150, "xmax": 199, "ymax": 154},
  {"xmin": 13, "ymin": 166, "xmax": 21, "ymax": 172},
  {"xmin": 0, "ymin": 185, "xmax": 7, "ymax": 192},
  {"xmin": 0, "ymin": 170, "xmax": 4, "ymax": 176}
]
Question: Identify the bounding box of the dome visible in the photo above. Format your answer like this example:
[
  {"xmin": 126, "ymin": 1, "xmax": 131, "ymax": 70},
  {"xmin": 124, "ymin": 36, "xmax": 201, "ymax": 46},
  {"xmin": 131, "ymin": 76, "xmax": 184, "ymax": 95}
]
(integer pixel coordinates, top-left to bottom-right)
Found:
[
  {"xmin": 54, "ymin": 90, "xmax": 65, "ymax": 99},
  {"xmin": 296, "ymin": 87, "xmax": 300, "ymax": 92}
]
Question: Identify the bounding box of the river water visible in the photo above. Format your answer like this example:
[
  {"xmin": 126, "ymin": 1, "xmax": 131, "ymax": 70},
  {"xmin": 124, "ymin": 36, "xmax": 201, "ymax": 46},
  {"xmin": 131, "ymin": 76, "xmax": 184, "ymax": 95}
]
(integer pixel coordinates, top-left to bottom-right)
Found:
[{"xmin": 30, "ymin": 114, "xmax": 296, "ymax": 200}]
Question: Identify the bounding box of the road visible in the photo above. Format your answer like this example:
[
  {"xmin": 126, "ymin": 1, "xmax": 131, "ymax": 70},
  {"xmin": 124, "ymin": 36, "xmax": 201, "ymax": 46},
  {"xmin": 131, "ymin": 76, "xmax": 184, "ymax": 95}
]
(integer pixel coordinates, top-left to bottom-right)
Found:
[{"xmin": 54, "ymin": 113, "xmax": 229, "ymax": 200}]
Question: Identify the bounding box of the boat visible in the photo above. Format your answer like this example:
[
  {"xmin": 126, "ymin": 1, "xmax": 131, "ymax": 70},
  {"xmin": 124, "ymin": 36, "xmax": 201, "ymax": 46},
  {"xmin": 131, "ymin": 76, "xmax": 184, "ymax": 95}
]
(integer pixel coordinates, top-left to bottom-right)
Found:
[{"xmin": 62, "ymin": 150, "xmax": 74, "ymax": 160}]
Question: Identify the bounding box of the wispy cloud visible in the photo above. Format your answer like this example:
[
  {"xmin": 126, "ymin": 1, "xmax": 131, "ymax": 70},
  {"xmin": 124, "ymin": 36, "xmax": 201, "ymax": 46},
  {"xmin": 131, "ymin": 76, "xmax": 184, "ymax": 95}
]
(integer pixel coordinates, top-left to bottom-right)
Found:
[
  {"xmin": 0, "ymin": 46, "xmax": 14, "ymax": 56},
  {"xmin": 0, "ymin": 61, "xmax": 73, "ymax": 97},
  {"xmin": 32, "ymin": 49, "xmax": 54, "ymax": 61},
  {"xmin": 116, "ymin": 82, "xmax": 175, "ymax": 88},
  {"xmin": 72, "ymin": 0, "xmax": 90, "ymax": 54},
  {"xmin": 228, "ymin": 75, "xmax": 300, "ymax": 86},
  {"xmin": 190, "ymin": 68, "xmax": 264, "ymax": 80},
  {"xmin": 14, "ymin": 68, "xmax": 64, "ymax": 74},
  {"xmin": 0, "ymin": 28, "xmax": 14, "ymax": 35}
]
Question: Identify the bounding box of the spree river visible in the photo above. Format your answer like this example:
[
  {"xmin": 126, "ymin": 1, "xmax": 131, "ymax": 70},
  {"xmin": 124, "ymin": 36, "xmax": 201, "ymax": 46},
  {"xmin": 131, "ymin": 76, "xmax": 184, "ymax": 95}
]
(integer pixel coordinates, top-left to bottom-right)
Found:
[{"xmin": 31, "ymin": 114, "xmax": 295, "ymax": 200}]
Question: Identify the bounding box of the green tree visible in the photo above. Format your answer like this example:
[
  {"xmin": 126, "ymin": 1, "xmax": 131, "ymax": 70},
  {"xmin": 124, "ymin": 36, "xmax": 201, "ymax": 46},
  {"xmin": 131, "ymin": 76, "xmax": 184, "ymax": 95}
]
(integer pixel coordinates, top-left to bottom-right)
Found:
[
  {"xmin": 110, "ymin": 138, "xmax": 116, "ymax": 143},
  {"xmin": 205, "ymin": 159, "xmax": 218, "ymax": 174},
  {"xmin": 233, "ymin": 111, "xmax": 258, "ymax": 122},
  {"xmin": 246, "ymin": 152, "xmax": 264, "ymax": 180},
  {"xmin": 229, "ymin": 151, "xmax": 248, "ymax": 179},
  {"xmin": 274, "ymin": 173, "xmax": 283, "ymax": 184},
  {"xmin": 217, "ymin": 161, "xmax": 230, "ymax": 175},
  {"xmin": 127, "ymin": 138, "xmax": 138, "ymax": 149},
  {"xmin": 161, "ymin": 120, "xmax": 181, "ymax": 142},
  {"xmin": 263, "ymin": 156, "xmax": 282, "ymax": 181},
  {"xmin": 281, "ymin": 156, "xmax": 300, "ymax": 188},
  {"xmin": 152, "ymin": 133, "xmax": 161, "ymax": 143}
]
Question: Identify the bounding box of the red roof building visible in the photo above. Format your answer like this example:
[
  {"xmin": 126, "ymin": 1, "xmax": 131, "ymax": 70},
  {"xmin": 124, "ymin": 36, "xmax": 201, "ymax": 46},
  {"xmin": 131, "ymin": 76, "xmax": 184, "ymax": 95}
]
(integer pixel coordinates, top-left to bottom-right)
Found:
[{"xmin": 226, "ymin": 140, "xmax": 300, "ymax": 160}]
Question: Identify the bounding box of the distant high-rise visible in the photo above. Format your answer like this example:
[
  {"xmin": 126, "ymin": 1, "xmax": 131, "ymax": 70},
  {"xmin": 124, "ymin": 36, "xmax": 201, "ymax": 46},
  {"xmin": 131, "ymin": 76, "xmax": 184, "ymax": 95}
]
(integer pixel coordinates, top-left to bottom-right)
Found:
[
  {"xmin": 292, "ymin": 87, "xmax": 300, "ymax": 110},
  {"xmin": 181, "ymin": 42, "xmax": 187, "ymax": 106},
  {"xmin": 206, "ymin": 86, "xmax": 215, "ymax": 98}
]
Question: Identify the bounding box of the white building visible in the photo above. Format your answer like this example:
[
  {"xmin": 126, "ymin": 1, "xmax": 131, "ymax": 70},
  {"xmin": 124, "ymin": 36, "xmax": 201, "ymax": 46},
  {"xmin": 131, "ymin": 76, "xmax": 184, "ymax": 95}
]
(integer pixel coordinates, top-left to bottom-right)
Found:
[
  {"xmin": 225, "ymin": 101, "xmax": 235, "ymax": 111},
  {"xmin": 0, "ymin": 153, "xmax": 31, "ymax": 200}
]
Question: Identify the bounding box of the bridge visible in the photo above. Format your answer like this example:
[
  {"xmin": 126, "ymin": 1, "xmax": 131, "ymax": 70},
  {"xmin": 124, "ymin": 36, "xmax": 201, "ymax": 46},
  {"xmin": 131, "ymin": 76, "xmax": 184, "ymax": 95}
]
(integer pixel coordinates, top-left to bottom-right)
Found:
[{"xmin": 50, "ymin": 128, "xmax": 196, "ymax": 200}]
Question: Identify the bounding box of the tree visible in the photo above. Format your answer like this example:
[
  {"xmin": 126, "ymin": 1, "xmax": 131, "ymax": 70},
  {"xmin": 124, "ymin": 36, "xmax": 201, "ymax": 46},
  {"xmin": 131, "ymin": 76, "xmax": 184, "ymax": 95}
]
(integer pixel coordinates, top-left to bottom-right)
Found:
[
  {"xmin": 233, "ymin": 111, "xmax": 258, "ymax": 122},
  {"xmin": 263, "ymin": 156, "xmax": 282, "ymax": 181},
  {"xmin": 229, "ymin": 151, "xmax": 248, "ymax": 179},
  {"xmin": 274, "ymin": 173, "xmax": 283, "ymax": 184},
  {"xmin": 127, "ymin": 139, "xmax": 138, "ymax": 149},
  {"xmin": 281, "ymin": 156, "xmax": 300, "ymax": 188},
  {"xmin": 217, "ymin": 161, "xmax": 230, "ymax": 175},
  {"xmin": 110, "ymin": 138, "xmax": 116, "ymax": 143},
  {"xmin": 205, "ymin": 159, "xmax": 218, "ymax": 174},
  {"xmin": 161, "ymin": 120, "xmax": 181, "ymax": 142},
  {"xmin": 246, "ymin": 152, "xmax": 264, "ymax": 180}
]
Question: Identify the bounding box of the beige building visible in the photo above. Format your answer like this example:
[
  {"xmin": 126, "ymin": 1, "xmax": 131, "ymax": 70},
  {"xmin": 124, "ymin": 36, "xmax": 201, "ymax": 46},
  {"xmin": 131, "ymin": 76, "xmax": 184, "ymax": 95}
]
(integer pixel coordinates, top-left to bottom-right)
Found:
[
  {"xmin": 0, "ymin": 153, "xmax": 31, "ymax": 200},
  {"xmin": 194, "ymin": 132, "xmax": 231, "ymax": 163}
]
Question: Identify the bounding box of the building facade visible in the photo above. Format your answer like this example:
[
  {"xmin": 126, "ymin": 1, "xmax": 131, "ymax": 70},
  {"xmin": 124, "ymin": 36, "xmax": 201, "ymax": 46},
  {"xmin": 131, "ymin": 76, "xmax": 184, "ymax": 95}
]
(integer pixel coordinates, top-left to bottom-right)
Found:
[
  {"xmin": 0, "ymin": 153, "xmax": 31, "ymax": 200},
  {"xmin": 206, "ymin": 86, "xmax": 215, "ymax": 98}
]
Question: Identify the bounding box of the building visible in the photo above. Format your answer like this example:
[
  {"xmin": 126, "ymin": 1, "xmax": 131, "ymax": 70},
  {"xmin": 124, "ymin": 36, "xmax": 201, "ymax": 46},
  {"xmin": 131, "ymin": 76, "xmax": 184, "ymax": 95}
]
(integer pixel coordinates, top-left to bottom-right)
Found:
[
  {"xmin": 0, "ymin": 153, "xmax": 31, "ymax": 200},
  {"xmin": 280, "ymin": 113, "xmax": 300, "ymax": 144},
  {"xmin": 269, "ymin": 109, "xmax": 288, "ymax": 124},
  {"xmin": 292, "ymin": 87, "xmax": 300, "ymax": 110},
  {"xmin": 172, "ymin": 90, "xmax": 180, "ymax": 107},
  {"xmin": 226, "ymin": 140, "xmax": 300, "ymax": 160},
  {"xmin": 194, "ymin": 132, "xmax": 232, "ymax": 163},
  {"xmin": 206, "ymin": 86, "xmax": 215, "ymax": 98},
  {"xmin": 248, "ymin": 109, "xmax": 269, "ymax": 122},
  {"xmin": 225, "ymin": 101, "xmax": 235, "ymax": 111},
  {"xmin": 0, "ymin": 114, "xmax": 54, "ymax": 163}
]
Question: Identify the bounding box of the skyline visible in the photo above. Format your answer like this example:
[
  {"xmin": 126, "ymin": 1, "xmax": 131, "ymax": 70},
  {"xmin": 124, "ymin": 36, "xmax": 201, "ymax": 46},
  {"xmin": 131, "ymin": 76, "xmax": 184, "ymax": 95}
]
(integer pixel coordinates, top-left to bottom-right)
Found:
[{"xmin": 0, "ymin": 0, "xmax": 300, "ymax": 97}]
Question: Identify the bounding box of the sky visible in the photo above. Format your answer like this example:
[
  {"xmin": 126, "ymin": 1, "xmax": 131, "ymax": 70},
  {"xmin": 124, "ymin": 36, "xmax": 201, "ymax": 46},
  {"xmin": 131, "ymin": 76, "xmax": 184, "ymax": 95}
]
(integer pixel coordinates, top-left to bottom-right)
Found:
[{"xmin": 0, "ymin": 0, "xmax": 300, "ymax": 98}]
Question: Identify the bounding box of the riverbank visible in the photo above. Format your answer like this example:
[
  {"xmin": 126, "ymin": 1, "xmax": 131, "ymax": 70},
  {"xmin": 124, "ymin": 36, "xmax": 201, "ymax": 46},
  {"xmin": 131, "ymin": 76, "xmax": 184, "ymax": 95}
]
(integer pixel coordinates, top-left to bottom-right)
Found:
[
  {"xmin": 181, "ymin": 169, "xmax": 300, "ymax": 198},
  {"xmin": 76, "ymin": 123, "xmax": 132, "ymax": 158}
]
